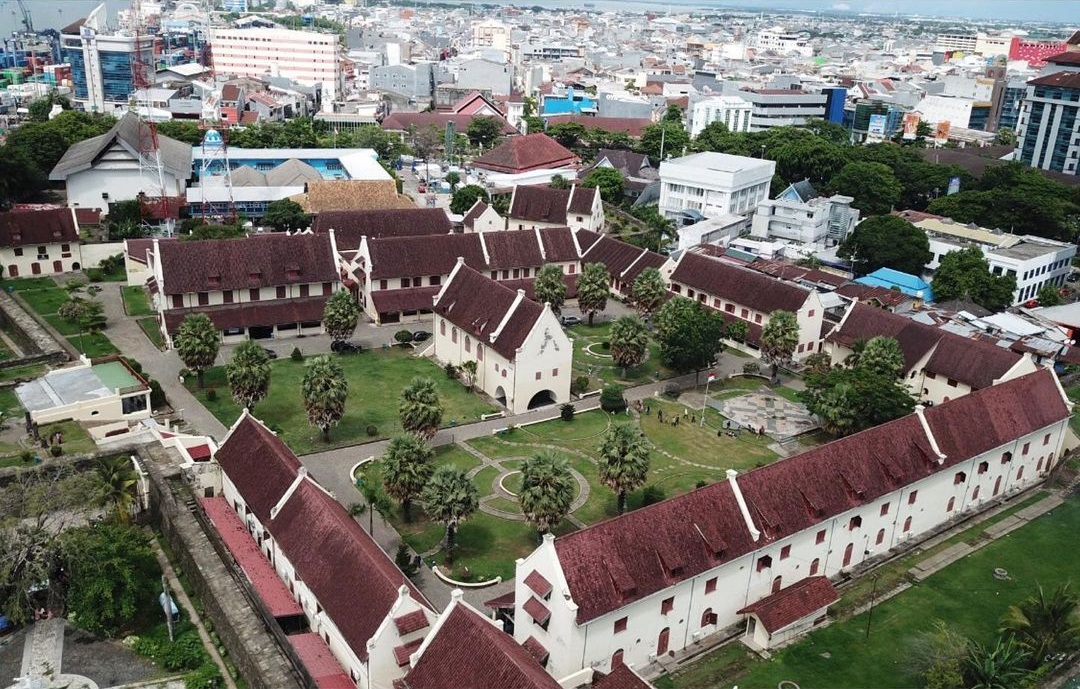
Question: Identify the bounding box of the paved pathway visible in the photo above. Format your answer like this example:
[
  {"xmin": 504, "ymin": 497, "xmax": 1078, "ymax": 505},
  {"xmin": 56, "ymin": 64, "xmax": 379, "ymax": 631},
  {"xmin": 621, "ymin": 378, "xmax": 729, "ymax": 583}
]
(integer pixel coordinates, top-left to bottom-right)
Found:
[{"xmin": 11, "ymin": 618, "xmax": 97, "ymax": 689}]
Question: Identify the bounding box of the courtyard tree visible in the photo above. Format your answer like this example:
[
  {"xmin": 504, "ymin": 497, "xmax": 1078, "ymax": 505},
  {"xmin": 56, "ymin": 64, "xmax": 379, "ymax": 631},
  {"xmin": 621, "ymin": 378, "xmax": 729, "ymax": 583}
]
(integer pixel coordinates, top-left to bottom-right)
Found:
[
  {"xmin": 576, "ymin": 262, "xmax": 611, "ymax": 325},
  {"xmin": 382, "ymin": 433, "xmax": 435, "ymax": 522},
  {"xmin": 301, "ymin": 355, "xmax": 348, "ymax": 442},
  {"xmin": 631, "ymin": 267, "xmax": 667, "ymax": 320},
  {"xmin": 422, "ymin": 466, "xmax": 479, "ymax": 562},
  {"xmin": 534, "ymin": 263, "xmax": 567, "ymax": 316},
  {"xmin": 351, "ymin": 474, "xmax": 393, "ymax": 534},
  {"xmin": 466, "ymin": 115, "xmax": 504, "ymax": 149},
  {"xmin": 519, "ymin": 450, "xmax": 576, "ymax": 536},
  {"xmin": 175, "ymin": 313, "xmax": 220, "ymax": 388},
  {"xmin": 226, "ymin": 340, "xmax": 272, "ymax": 411},
  {"xmin": 445, "ymin": 171, "xmax": 461, "ymax": 192},
  {"xmin": 95, "ymin": 455, "xmax": 139, "ymax": 523},
  {"xmin": 800, "ymin": 363, "xmax": 914, "ymax": 437},
  {"xmin": 459, "ymin": 360, "xmax": 478, "ymax": 391},
  {"xmin": 399, "ymin": 377, "xmax": 444, "ymax": 439},
  {"xmin": 1000, "ymin": 582, "xmax": 1080, "ymax": 666},
  {"xmin": 261, "ymin": 198, "xmax": 309, "ymax": 232},
  {"xmin": 610, "ymin": 315, "xmax": 649, "ymax": 375},
  {"xmin": 760, "ymin": 310, "xmax": 800, "ymax": 379},
  {"xmin": 911, "ymin": 621, "xmax": 969, "ymax": 689},
  {"xmin": 655, "ymin": 296, "xmax": 726, "ymax": 380},
  {"xmin": 410, "ymin": 124, "xmax": 442, "ymax": 162},
  {"xmin": 322, "ymin": 289, "xmax": 360, "ymax": 344},
  {"xmin": 598, "ymin": 422, "xmax": 651, "ymax": 514},
  {"xmin": 851, "ymin": 335, "xmax": 905, "ymax": 379},
  {"xmin": 449, "ymin": 184, "xmax": 489, "ymax": 214},
  {"xmin": 932, "ymin": 246, "xmax": 1018, "ymax": 312},
  {"xmin": 803, "ymin": 351, "xmax": 833, "ymax": 377},
  {"xmin": 581, "ymin": 167, "xmax": 625, "ymax": 203},
  {"xmin": 837, "ymin": 215, "xmax": 933, "ymax": 277}
]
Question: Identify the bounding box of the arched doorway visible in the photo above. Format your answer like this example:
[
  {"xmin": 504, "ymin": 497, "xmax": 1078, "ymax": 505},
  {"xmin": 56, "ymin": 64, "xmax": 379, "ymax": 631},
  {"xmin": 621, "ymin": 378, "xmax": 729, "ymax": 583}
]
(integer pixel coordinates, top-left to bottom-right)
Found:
[
  {"xmin": 528, "ymin": 389, "xmax": 556, "ymax": 409},
  {"xmin": 657, "ymin": 627, "xmax": 670, "ymax": 656},
  {"xmin": 494, "ymin": 386, "xmax": 507, "ymax": 407}
]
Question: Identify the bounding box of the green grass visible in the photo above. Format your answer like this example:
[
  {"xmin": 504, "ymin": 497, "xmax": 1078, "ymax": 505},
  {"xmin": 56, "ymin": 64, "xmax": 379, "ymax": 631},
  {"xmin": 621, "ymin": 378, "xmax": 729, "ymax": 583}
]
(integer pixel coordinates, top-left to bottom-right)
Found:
[
  {"xmin": 138, "ymin": 317, "xmax": 165, "ymax": 349},
  {"xmin": 188, "ymin": 348, "xmax": 497, "ymax": 455},
  {"xmin": 3, "ymin": 277, "xmax": 120, "ymax": 357},
  {"xmin": 567, "ymin": 321, "xmax": 675, "ymax": 388},
  {"xmin": 69, "ymin": 331, "xmax": 120, "ymax": 358},
  {"xmin": 668, "ymin": 491, "xmax": 1071, "ymax": 689},
  {"xmin": 38, "ymin": 419, "xmax": 96, "ymax": 456},
  {"xmin": 0, "ymin": 363, "xmax": 46, "ymax": 383},
  {"xmin": 121, "ymin": 286, "xmax": 154, "ymax": 316}
]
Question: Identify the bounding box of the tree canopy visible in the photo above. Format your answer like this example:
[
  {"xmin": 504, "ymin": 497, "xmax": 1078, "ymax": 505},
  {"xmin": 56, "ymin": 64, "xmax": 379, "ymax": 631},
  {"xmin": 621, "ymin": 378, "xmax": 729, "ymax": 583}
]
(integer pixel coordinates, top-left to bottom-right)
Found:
[
  {"xmin": 655, "ymin": 297, "xmax": 726, "ymax": 377},
  {"xmin": 931, "ymin": 246, "xmax": 1017, "ymax": 312},
  {"xmin": 576, "ymin": 263, "xmax": 610, "ymax": 325},
  {"xmin": 175, "ymin": 314, "xmax": 220, "ymax": 388},
  {"xmin": 760, "ymin": 310, "xmax": 800, "ymax": 378},
  {"xmin": 422, "ymin": 466, "xmax": 478, "ymax": 560},
  {"xmin": 838, "ymin": 215, "xmax": 932, "ymax": 277},
  {"xmin": 581, "ymin": 166, "xmax": 625, "ymax": 203},
  {"xmin": 449, "ymin": 184, "xmax": 489, "ymax": 214},
  {"xmin": 598, "ymin": 422, "xmax": 650, "ymax": 514},
  {"xmin": 631, "ymin": 267, "xmax": 667, "ymax": 320},
  {"xmin": 322, "ymin": 289, "xmax": 360, "ymax": 343},
  {"xmin": 519, "ymin": 451, "xmax": 576, "ymax": 534},
  {"xmin": 827, "ymin": 161, "xmax": 903, "ymax": 216},
  {"xmin": 534, "ymin": 264, "xmax": 567, "ymax": 316},
  {"xmin": 382, "ymin": 433, "xmax": 434, "ymax": 522},
  {"xmin": 301, "ymin": 355, "xmax": 348, "ymax": 441},
  {"xmin": 261, "ymin": 199, "xmax": 309, "ymax": 232},
  {"xmin": 639, "ymin": 121, "xmax": 689, "ymax": 161},
  {"xmin": 226, "ymin": 340, "xmax": 272, "ymax": 411}
]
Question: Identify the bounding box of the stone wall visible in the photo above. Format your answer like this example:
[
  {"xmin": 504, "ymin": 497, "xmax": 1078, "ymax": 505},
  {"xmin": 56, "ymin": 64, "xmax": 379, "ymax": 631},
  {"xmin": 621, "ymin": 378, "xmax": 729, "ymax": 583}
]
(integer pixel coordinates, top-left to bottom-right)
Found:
[
  {"xmin": 0, "ymin": 290, "xmax": 71, "ymax": 365},
  {"xmin": 143, "ymin": 454, "xmax": 301, "ymax": 689}
]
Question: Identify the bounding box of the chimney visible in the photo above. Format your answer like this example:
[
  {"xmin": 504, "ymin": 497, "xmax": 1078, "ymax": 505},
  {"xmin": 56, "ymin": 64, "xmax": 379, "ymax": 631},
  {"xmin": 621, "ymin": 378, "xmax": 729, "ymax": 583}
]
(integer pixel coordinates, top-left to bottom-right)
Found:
[{"xmin": 726, "ymin": 469, "xmax": 760, "ymax": 541}]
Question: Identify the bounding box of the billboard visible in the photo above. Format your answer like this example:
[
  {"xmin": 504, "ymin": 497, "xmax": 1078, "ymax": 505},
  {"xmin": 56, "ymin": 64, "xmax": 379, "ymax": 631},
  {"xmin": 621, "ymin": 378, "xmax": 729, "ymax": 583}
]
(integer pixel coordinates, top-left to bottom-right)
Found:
[
  {"xmin": 868, "ymin": 114, "xmax": 887, "ymax": 137},
  {"xmin": 902, "ymin": 112, "xmax": 921, "ymax": 140}
]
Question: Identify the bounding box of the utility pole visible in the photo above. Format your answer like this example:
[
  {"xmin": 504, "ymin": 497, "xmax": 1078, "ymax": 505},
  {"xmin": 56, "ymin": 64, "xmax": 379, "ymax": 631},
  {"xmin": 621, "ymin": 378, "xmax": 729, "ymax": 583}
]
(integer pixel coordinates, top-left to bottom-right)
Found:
[
  {"xmin": 161, "ymin": 575, "xmax": 174, "ymax": 642},
  {"xmin": 864, "ymin": 575, "xmax": 878, "ymax": 638}
]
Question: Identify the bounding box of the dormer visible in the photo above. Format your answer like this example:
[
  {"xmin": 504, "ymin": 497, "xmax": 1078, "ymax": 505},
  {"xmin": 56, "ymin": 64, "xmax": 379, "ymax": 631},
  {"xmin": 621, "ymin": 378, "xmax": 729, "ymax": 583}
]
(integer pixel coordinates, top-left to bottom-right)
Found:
[{"xmin": 207, "ymin": 274, "xmax": 222, "ymax": 289}]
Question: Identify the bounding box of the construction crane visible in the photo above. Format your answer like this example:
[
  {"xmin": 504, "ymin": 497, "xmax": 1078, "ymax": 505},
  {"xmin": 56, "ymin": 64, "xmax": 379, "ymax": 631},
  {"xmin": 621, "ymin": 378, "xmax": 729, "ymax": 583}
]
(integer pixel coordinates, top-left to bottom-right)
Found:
[
  {"xmin": 129, "ymin": 0, "xmax": 175, "ymax": 233},
  {"xmin": 15, "ymin": 0, "xmax": 32, "ymax": 33}
]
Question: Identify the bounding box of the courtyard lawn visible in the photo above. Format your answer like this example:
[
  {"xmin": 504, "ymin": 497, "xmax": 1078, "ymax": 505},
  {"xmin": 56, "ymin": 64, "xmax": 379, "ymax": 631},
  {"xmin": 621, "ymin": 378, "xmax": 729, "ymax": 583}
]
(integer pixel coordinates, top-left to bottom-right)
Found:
[
  {"xmin": 567, "ymin": 321, "xmax": 674, "ymax": 388},
  {"xmin": 3, "ymin": 277, "xmax": 119, "ymax": 357},
  {"xmin": 665, "ymin": 491, "xmax": 1070, "ymax": 689},
  {"xmin": 189, "ymin": 347, "xmax": 497, "ymax": 455},
  {"xmin": 0, "ymin": 362, "xmax": 46, "ymax": 383},
  {"xmin": 137, "ymin": 317, "xmax": 165, "ymax": 349},
  {"xmin": 121, "ymin": 286, "xmax": 154, "ymax": 316}
]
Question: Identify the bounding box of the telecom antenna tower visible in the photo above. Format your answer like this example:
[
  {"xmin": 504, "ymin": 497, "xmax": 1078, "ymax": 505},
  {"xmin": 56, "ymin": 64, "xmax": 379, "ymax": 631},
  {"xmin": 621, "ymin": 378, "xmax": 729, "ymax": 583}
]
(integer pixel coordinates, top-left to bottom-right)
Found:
[{"xmin": 130, "ymin": 0, "xmax": 174, "ymax": 234}]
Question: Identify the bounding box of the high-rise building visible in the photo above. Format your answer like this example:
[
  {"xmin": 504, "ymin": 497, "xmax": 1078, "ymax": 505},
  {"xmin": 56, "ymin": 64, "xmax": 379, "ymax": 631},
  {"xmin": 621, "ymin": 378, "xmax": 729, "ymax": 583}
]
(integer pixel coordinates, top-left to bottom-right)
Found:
[
  {"xmin": 1015, "ymin": 52, "xmax": 1080, "ymax": 176},
  {"xmin": 60, "ymin": 3, "xmax": 153, "ymax": 113},
  {"xmin": 210, "ymin": 27, "xmax": 343, "ymax": 109}
]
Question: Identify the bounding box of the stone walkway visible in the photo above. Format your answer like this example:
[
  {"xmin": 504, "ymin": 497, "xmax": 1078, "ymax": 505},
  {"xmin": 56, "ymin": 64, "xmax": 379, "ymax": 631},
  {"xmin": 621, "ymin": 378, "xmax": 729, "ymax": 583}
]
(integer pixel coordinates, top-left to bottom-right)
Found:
[
  {"xmin": 718, "ymin": 390, "xmax": 817, "ymax": 439},
  {"xmin": 9, "ymin": 618, "xmax": 97, "ymax": 689}
]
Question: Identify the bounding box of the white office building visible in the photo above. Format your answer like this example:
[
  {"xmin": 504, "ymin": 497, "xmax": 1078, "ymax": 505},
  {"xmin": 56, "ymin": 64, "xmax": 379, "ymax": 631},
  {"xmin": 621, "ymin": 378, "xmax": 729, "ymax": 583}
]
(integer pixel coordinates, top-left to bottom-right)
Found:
[
  {"xmin": 751, "ymin": 181, "xmax": 859, "ymax": 245},
  {"xmin": 658, "ymin": 152, "xmax": 775, "ymax": 221},
  {"xmin": 688, "ymin": 95, "xmax": 753, "ymax": 137},
  {"xmin": 753, "ymin": 28, "xmax": 813, "ymax": 57}
]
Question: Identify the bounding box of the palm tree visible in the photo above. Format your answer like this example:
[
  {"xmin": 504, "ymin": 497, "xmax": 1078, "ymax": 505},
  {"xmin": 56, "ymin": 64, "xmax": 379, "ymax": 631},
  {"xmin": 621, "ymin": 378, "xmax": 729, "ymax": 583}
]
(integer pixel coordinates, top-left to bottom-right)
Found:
[
  {"xmin": 399, "ymin": 377, "xmax": 443, "ymax": 439},
  {"xmin": 322, "ymin": 289, "xmax": 360, "ymax": 344},
  {"xmin": 351, "ymin": 476, "xmax": 393, "ymax": 534},
  {"xmin": 534, "ymin": 263, "xmax": 567, "ymax": 316},
  {"xmin": 760, "ymin": 310, "xmax": 800, "ymax": 380},
  {"xmin": 421, "ymin": 466, "xmax": 478, "ymax": 563},
  {"xmin": 964, "ymin": 637, "xmax": 1031, "ymax": 689},
  {"xmin": 610, "ymin": 315, "xmax": 648, "ymax": 375},
  {"xmin": 301, "ymin": 355, "xmax": 348, "ymax": 441},
  {"xmin": 598, "ymin": 423, "xmax": 651, "ymax": 514},
  {"xmin": 1000, "ymin": 582, "xmax": 1080, "ymax": 665},
  {"xmin": 519, "ymin": 451, "xmax": 575, "ymax": 536},
  {"xmin": 382, "ymin": 433, "xmax": 435, "ymax": 522},
  {"xmin": 175, "ymin": 313, "xmax": 221, "ymax": 388},
  {"xmin": 225, "ymin": 340, "xmax": 271, "ymax": 411},
  {"xmin": 631, "ymin": 267, "xmax": 666, "ymax": 321},
  {"xmin": 576, "ymin": 262, "xmax": 611, "ymax": 326},
  {"xmin": 96, "ymin": 455, "xmax": 138, "ymax": 523}
]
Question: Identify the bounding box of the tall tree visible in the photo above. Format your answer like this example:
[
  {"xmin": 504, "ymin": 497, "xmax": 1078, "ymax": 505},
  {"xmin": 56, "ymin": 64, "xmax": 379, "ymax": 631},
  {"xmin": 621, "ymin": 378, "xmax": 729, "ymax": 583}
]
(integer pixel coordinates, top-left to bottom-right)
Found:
[
  {"xmin": 301, "ymin": 355, "xmax": 348, "ymax": 441},
  {"xmin": 828, "ymin": 161, "xmax": 903, "ymax": 216},
  {"xmin": 932, "ymin": 247, "xmax": 1017, "ymax": 312},
  {"xmin": 581, "ymin": 167, "xmax": 625, "ymax": 203},
  {"xmin": 610, "ymin": 315, "xmax": 649, "ymax": 374},
  {"xmin": 1000, "ymin": 583, "xmax": 1080, "ymax": 666},
  {"xmin": 639, "ymin": 122, "xmax": 689, "ymax": 161},
  {"xmin": 466, "ymin": 115, "xmax": 504, "ymax": 149},
  {"xmin": 322, "ymin": 289, "xmax": 360, "ymax": 344},
  {"xmin": 534, "ymin": 263, "xmax": 567, "ymax": 316},
  {"xmin": 837, "ymin": 215, "xmax": 933, "ymax": 277},
  {"xmin": 655, "ymin": 297, "xmax": 726, "ymax": 380},
  {"xmin": 598, "ymin": 422, "xmax": 651, "ymax": 513},
  {"xmin": 382, "ymin": 433, "xmax": 435, "ymax": 522},
  {"xmin": 175, "ymin": 314, "xmax": 220, "ymax": 388},
  {"xmin": 519, "ymin": 451, "xmax": 576, "ymax": 535},
  {"xmin": 95, "ymin": 455, "xmax": 139, "ymax": 523},
  {"xmin": 548, "ymin": 174, "xmax": 571, "ymax": 190},
  {"xmin": 399, "ymin": 377, "xmax": 444, "ymax": 439},
  {"xmin": 631, "ymin": 267, "xmax": 667, "ymax": 320},
  {"xmin": 800, "ymin": 365, "xmax": 915, "ymax": 437},
  {"xmin": 760, "ymin": 310, "xmax": 800, "ymax": 379},
  {"xmin": 1038, "ymin": 284, "xmax": 1064, "ymax": 307},
  {"xmin": 226, "ymin": 340, "xmax": 272, "ymax": 411},
  {"xmin": 851, "ymin": 335, "xmax": 905, "ymax": 378},
  {"xmin": 547, "ymin": 122, "xmax": 588, "ymax": 152},
  {"xmin": 449, "ymin": 184, "xmax": 489, "ymax": 214},
  {"xmin": 411, "ymin": 125, "xmax": 443, "ymax": 162},
  {"xmin": 261, "ymin": 198, "xmax": 309, "ymax": 232},
  {"xmin": 421, "ymin": 466, "xmax": 479, "ymax": 562},
  {"xmin": 576, "ymin": 262, "xmax": 611, "ymax": 325}
]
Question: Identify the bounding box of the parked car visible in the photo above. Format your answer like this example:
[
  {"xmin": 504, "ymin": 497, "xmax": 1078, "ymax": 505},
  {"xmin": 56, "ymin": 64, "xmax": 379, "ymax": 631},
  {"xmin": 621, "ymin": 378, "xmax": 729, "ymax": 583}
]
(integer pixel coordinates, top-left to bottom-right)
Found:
[
  {"xmin": 262, "ymin": 347, "xmax": 279, "ymax": 360},
  {"xmin": 331, "ymin": 341, "xmax": 363, "ymax": 354},
  {"xmin": 412, "ymin": 330, "xmax": 432, "ymax": 342},
  {"xmin": 0, "ymin": 613, "xmax": 12, "ymax": 637},
  {"xmin": 560, "ymin": 315, "xmax": 581, "ymax": 327}
]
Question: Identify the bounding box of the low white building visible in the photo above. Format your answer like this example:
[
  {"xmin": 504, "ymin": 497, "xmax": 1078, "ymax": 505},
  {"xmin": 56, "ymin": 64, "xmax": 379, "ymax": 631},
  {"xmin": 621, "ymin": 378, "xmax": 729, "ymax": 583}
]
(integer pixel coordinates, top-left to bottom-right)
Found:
[
  {"xmin": 751, "ymin": 181, "xmax": 859, "ymax": 246},
  {"xmin": 16, "ymin": 357, "xmax": 151, "ymax": 425},
  {"xmin": 511, "ymin": 369, "xmax": 1070, "ymax": 677},
  {"xmin": 0, "ymin": 208, "xmax": 83, "ymax": 277},
  {"xmin": 507, "ymin": 185, "xmax": 603, "ymax": 233},
  {"xmin": 432, "ymin": 261, "xmax": 572, "ymax": 413},
  {"xmin": 658, "ymin": 152, "xmax": 775, "ymax": 222},
  {"xmin": 688, "ymin": 95, "xmax": 753, "ymax": 137}
]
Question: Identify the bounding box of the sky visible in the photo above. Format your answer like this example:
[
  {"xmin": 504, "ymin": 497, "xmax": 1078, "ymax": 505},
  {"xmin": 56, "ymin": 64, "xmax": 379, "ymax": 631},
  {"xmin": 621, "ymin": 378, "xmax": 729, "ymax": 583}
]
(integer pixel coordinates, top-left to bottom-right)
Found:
[{"xmin": 708, "ymin": 0, "xmax": 1080, "ymax": 23}]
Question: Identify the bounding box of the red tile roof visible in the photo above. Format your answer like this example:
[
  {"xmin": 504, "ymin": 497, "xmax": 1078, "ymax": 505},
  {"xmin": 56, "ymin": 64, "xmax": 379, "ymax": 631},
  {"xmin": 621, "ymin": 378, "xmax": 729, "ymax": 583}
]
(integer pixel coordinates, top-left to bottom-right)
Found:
[
  {"xmin": 538, "ymin": 226, "xmax": 580, "ymax": 262},
  {"xmin": 568, "ymin": 185, "xmax": 598, "ymax": 215},
  {"xmin": 370, "ymin": 286, "xmax": 441, "ymax": 316},
  {"xmin": 162, "ymin": 296, "xmax": 329, "ymax": 335},
  {"xmin": 462, "ymin": 200, "xmax": 490, "ymax": 228},
  {"xmin": 394, "ymin": 610, "xmax": 430, "ymax": 635},
  {"xmin": 402, "ymin": 604, "xmax": 561, "ymax": 689},
  {"xmin": 521, "ymin": 636, "xmax": 549, "ymax": 664},
  {"xmin": 158, "ymin": 233, "xmax": 336, "ymax": 294},
  {"xmin": 1030, "ymin": 71, "xmax": 1080, "ymax": 89},
  {"xmin": 833, "ymin": 283, "xmax": 912, "ymax": 308},
  {"xmin": 216, "ymin": 415, "xmax": 303, "ymax": 525},
  {"xmin": 199, "ymin": 496, "xmax": 304, "ymax": 618},
  {"xmin": 669, "ymin": 251, "xmax": 810, "ymax": 314},
  {"xmin": 523, "ymin": 596, "xmax": 551, "ymax": 625},
  {"xmin": 591, "ymin": 664, "xmax": 654, "ymax": 689},
  {"xmin": 581, "ymin": 233, "xmax": 667, "ymax": 285},
  {"xmin": 287, "ymin": 633, "xmax": 355, "ymax": 689},
  {"xmin": 553, "ymin": 370, "xmax": 1067, "ymax": 623},
  {"xmin": 510, "ymin": 186, "xmax": 571, "ymax": 224},
  {"xmin": 369, "ymin": 233, "xmax": 486, "ymax": 280},
  {"xmin": 736, "ymin": 576, "xmax": 838, "ymax": 633},
  {"xmin": 473, "ymin": 134, "xmax": 579, "ymax": 174},
  {"xmin": 74, "ymin": 208, "xmax": 102, "ymax": 225},
  {"xmin": 0, "ymin": 208, "xmax": 78, "ymax": 248},
  {"xmin": 524, "ymin": 570, "xmax": 552, "ymax": 598},
  {"xmin": 188, "ymin": 444, "xmax": 212, "ymax": 461},
  {"xmin": 394, "ymin": 637, "xmax": 424, "ymax": 667},
  {"xmin": 484, "ymin": 229, "xmax": 545, "ymax": 269},
  {"xmin": 546, "ymin": 115, "xmax": 653, "ymax": 137},
  {"xmin": 313, "ymin": 209, "xmax": 452, "ymax": 250},
  {"xmin": 1044, "ymin": 51, "xmax": 1080, "ymax": 66},
  {"xmin": 381, "ymin": 112, "xmax": 519, "ymax": 135},
  {"xmin": 269, "ymin": 479, "xmax": 428, "ymax": 661},
  {"xmin": 483, "ymin": 591, "xmax": 516, "ymax": 609},
  {"xmin": 433, "ymin": 264, "xmax": 544, "ymax": 360}
]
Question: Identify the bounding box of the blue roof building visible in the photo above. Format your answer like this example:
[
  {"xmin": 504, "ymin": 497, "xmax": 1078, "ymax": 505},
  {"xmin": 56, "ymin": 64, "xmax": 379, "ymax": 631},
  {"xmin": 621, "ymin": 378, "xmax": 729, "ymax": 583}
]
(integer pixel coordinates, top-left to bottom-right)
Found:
[
  {"xmin": 541, "ymin": 88, "xmax": 597, "ymax": 116},
  {"xmin": 855, "ymin": 267, "xmax": 934, "ymax": 302}
]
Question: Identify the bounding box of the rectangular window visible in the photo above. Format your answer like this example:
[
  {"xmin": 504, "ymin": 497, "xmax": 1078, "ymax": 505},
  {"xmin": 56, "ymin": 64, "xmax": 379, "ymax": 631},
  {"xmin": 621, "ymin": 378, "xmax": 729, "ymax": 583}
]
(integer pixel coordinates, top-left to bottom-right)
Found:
[
  {"xmin": 300, "ymin": 284, "xmax": 309, "ymax": 298},
  {"xmin": 277, "ymin": 286, "xmax": 287, "ymax": 299},
  {"xmin": 808, "ymin": 309, "xmax": 815, "ymax": 317},
  {"xmin": 614, "ymin": 617, "xmax": 627, "ymax": 633},
  {"xmin": 1023, "ymin": 442, "xmax": 1030, "ymax": 455},
  {"xmin": 535, "ymin": 371, "xmax": 542, "ymax": 381},
  {"xmin": 552, "ymin": 368, "xmax": 558, "ymax": 377},
  {"xmin": 815, "ymin": 529, "xmax": 826, "ymax": 544},
  {"xmin": 740, "ymin": 308, "xmax": 749, "ymax": 318},
  {"xmin": 849, "ymin": 516, "xmax": 862, "ymax": 530},
  {"xmin": 756, "ymin": 555, "xmax": 772, "ymax": 571},
  {"xmin": 172, "ymin": 294, "xmax": 183, "ymax": 308},
  {"xmin": 430, "ymin": 276, "xmax": 440, "ymax": 286},
  {"xmin": 400, "ymin": 278, "xmax": 410, "ymax": 289},
  {"xmin": 755, "ymin": 314, "xmax": 762, "ymax": 324},
  {"xmin": 705, "ymin": 577, "xmax": 717, "ymax": 594},
  {"xmin": 380, "ymin": 280, "xmax": 388, "ymax": 290},
  {"xmin": 440, "ymin": 320, "xmax": 445, "ymax": 336},
  {"xmin": 250, "ymin": 288, "xmax": 260, "ymax": 301},
  {"xmin": 661, "ymin": 597, "xmax": 674, "ymax": 615},
  {"xmin": 223, "ymin": 290, "xmax": 233, "ymax": 304},
  {"xmin": 13, "ymin": 248, "xmax": 22, "ymax": 257},
  {"xmin": 908, "ymin": 491, "xmax": 918, "ymax": 505},
  {"xmin": 947, "ymin": 496, "xmax": 955, "ymax": 512},
  {"xmin": 903, "ymin": 516, "xmax": 912, "ymax": 533},
  {"xmin": 880, "ymin": 502, "xmax": 889, "ymax": 516},
  {"xmin": 61, "ymin": 244, "xmax": 70, "ymax": 252},
  {"xmin": 452, "ymin": 328, "xmax": 458, "ymax": 344},
  {"xmin": 323, "ymin": 282, "xmax": 333, "ymax": 295},
  {"xmin": 197, "ymin": 292, "xmax": 209, "ymax": 306},
  {"xmin": 780, "ymin": 545, "xmax": 791, "ymax": 560},
  {"xmin": 725, "ymin": 304, "xmax": 735, "ymax": 313},
  {"xmin": 1044, "ymin": 433, "xmax": 1051, "ymax": 446}
]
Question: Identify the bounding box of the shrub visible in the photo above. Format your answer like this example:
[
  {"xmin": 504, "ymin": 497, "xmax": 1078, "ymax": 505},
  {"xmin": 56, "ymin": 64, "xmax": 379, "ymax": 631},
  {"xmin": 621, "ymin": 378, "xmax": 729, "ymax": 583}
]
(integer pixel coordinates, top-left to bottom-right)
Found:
[
  {"xmin": 50, "ymin": 444, "xmax": 63, "ymax": 457},
  {"xmin": 20, "ymin": 450, "xmax": 33, "ymax": 463},
  {"xmin": 560, "ymin": 403, "xmax": 575, "ymax": 421},
  {"xmin": 641, "ymin": 484, "xmax": 666, "ymax": 506},
  {"xmin": 743, "ymin": 361, "xmax": 761, "ymax": 375},
  {"xmin": 149, "ymin": 379, "xmax": 166, "ymax": 408},
  {"xmin": 394, "ymin": 330, "xmax": 413, "ymax": 345},
  {"xmin": 395, "ymin": 542, "xmax": 419, "ymax": 576},
  {"xmin": 444, "ymin": 362, "xmax": 459, "ymax": 379},
  {"xmin": 695, "ymin": 480, "xmax": 708, "ymax": 489},
  {"xmin": 86, "ymin": 268, "xmax": 104, "ymax": 282},
  {"xmin": 184, "ymin": 662, "xmax": 222, "ymax": 689},
  {"xmin": 161, "ymin": 631, "xmax": 207, "ymax": 671},
  {"xmin": 663, "ymin": 382, "xmax": 680, "ymax": 398},
  {"xmin": 123, "ymin": 358, "xmax": 144, "ymax": 375},
  {"xmin": 206, "ymin": 388, "xmax": 218, "ymax": 402},
  {"xmin": 571, "ymin": 376, "xmax": 590, "ymax": 395},
  {"xmin": 290, "ymin": 347, "xmax": 303, "ymax": 361},
  {"xmin": 600, "ymin": 341, "xmax": 610, "ymax": 350},
  {"xmin": 600, "ymin": 384, "xmax": 627, "ymax": 413},
  {"xmin": 365, "ymin": 424, "xmax": 378, "ymax": 437}
]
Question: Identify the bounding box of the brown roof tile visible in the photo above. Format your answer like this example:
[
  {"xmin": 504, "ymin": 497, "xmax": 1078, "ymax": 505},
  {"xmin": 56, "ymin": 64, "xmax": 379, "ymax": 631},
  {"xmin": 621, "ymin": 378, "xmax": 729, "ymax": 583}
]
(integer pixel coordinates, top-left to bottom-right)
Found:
[
  {"xmin": 582, "ymin": 234, "xmax": 665, "ymax": 283},
  {"xmin": 158, "ymin": 233, "xmax": 336, "ymax": 294},
  {"xmin": 462, "ymin": 200, "xmax": 490, "ymax": 228},
  {"xmin": 1029, "ymin": 70, "xmax": 1080, "ymax": 89},
  {"xmin": 0, "ymin": 208, "xmax": 78, "ymax": 248},
  {"xmin": 510, "ymin": 186, "xmax": 571, "ymax": 224},
  {"xmin": 537, "ymin": 226, "xmax": 580, "ymax": 262},
  {"xmin": 313, "ymin": 209, "xmax": 451, "ymax": 250},
  {"xmin": 1045, "ymin": 51, "xmax": 1080, "ymax": 66},
  {"xmin": 394, "ymin": 638, "xmax": 424, "ymax": 667},
  {"xmin": 591, "ymin": 664, "xmax": 654, "ymax": 689},
  {"xmin": 163, "ymin": 296, "xmax": 328, "ymax": 335},
  {"xmin": 736, "ymin": 576, "xmax": 838, "ymax": 633},
  {"xmin": 381, "ymin": 112, "xmax": 519, "ymax": 135},
  {"xmin": 433, "ymin": 264, "xmax": 544, "ymax": 360},
  {"xmin": 369, "ymin": 234, "xmax": 485, "ymax": 280},
  {"xmin": 298, "ymin": 180, "xmax": 416, "ymax": 213},
  {"xmin": 216, "ymin": 415, "xmax": 303, "ymax": 525},
  {"xmin": 370, "ymin": 286, "xmax": 441, "ymax": 315},
  {"xmin": 521, "ymin": 636, "xmax": 549, "ymax": 664},
  {"xmin": 483, "ymin": 230, "xmax": 545, "ymax": 269},
  {"xmin": 669, "ymin": 252, "xmax": 810, "ymax": 314},
  {"xmin": 546, "ymin": 115, "xmax": 653, "ymax": 137},
  {"xmin": 394, "ymin": 610, "xmax": 430, "ymax": 636},
  {"xmin": 473, "ymin": 134, "xmax": 579, "ymax": 174},
  {"xmin": 524, "ymin": 570, "xmax": 552, "ymax": 598},
  {"xmin": 402, "ymin": 604, "xmax": 560, "ymax": 689},
  {"xmin": 568, "ymin": 185, "xmax": 598, "ymax": 215}
]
